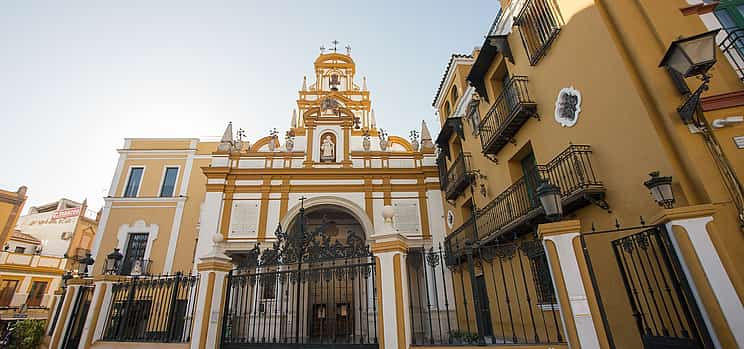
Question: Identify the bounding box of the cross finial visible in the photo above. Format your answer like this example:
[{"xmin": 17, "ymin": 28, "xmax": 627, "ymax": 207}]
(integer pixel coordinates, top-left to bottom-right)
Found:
[
  {"xmin": 299, "ymin": 196, "xmax": 307, "ymax": 209},
  {"xmin": 320, "ymin": 45, "xmax": 326, "ymax": 54},
  {"xmin": 331, "ymin": 40, "xmax": 339, "ymax": 52},
  {"xmin": 345, "ymin": 45, "xmax": 351, "ymax": 55}
]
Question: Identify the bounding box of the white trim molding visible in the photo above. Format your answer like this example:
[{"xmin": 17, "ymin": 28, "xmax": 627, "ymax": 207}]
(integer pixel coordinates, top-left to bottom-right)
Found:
[
  {"xmin": 542, "ymin": 232, "xmax": 602, "ymax": 349},
  {"xmin": 666, "ymin": 217, "xmax": 743, "ymax": 348}
]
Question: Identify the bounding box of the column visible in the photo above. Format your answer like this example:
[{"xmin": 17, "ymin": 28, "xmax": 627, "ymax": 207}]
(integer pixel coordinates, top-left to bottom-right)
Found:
[
  {"xmin": 49, "ymin": 285, "xmax": 79, "ymax": 349},
  {"xmin": 76, "ymin": 277, "xmax": 115, "ymax": 348},
  {"xmin": 370, "ymin": 206, "xmax": 412, "ymax": 349},
  {"xmin": 539, "ymin": 220, "xmax": 610, "ymax": 349},
  {"xmin": 657, "ymin": 204, "xmax": 744, "ymax": 348},
  {"xmin": 190, "ymin": 254, "xmax": 233, "ymax": 349}
]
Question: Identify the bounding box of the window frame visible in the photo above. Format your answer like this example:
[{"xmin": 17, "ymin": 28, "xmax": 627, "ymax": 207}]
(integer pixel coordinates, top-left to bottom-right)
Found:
[
  {"xmin": 0, "ymin": 279, "xmax": 20, "ymax": 307},
  {"xmin": 14, "ymin": 246, "xmax": 25, "ymax": 254},
  {"xmin": 25, "ymin": 280, "xmax": 49, "ymax": 307},
  {"xmin": 122, "ymin": 166, "xmax": 146, "ymax": 198},
  {"xmin": 158, "ymin": 166, "xmax": 180, "ymax": 197}
]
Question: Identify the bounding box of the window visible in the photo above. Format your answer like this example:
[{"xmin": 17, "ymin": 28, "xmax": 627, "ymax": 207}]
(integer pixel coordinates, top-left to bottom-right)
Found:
[
  {"xmin": 0, "ymin": 280, "xmax": 19, "ymax": 306},
  {"xmin": 26, "ymin": 281, "xmax": 48, "ymax": 307},
  {"xmin": 443, "ymin": 101, "xmax": 451, "ymax": 117},
  {"xmin": 123, "ymin": 167, "xmax": 144, "ymax": 197},
  {"xmin": 261, "ymin": 275, "xmax": 277, "ymax": 300},
  {"xmin": 451, "ymin": 86, "xmax": 459, "ymax": 105},
  {"xmin": 516, "ymin": 0, "xmax": 563, "ymax": 65},
  {"xmin": 14, "ymin": 246, "xmax": 25, "ymax": 254},
  {"xmin": 121, "ymin": 233, "xmax": 149, "ymax": 275},
  {"xmin": 159, "ymin": 167, "xmax": 179, "ymax": 197},
  {"xmin": 467, "ymin": 99, "xmax": 481, "ymax": 134}
]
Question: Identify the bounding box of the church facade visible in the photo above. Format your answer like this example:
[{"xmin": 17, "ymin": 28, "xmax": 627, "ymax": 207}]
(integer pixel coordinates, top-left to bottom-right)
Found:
[{"xmin": 49, "ymin": 50, "xmax": 449, "ymax": 349}]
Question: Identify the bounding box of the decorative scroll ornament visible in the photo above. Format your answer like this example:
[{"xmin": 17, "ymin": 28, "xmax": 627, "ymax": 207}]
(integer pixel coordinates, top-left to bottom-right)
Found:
[
  {"xmin": 554, "ymin": 86, "xmax": 581, "ymax": 127},
  {"xmin": 239, "ymin": 212, "xmax": 372, "ymax": 270}
]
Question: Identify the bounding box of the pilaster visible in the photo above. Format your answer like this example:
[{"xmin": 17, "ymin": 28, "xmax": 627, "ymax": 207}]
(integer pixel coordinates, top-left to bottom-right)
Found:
[
  {"xmin": 190, "ymin": 255, "xmax": 233, "ymax": 349},
  {"xmin": 538, "ymin": 220, "xmax": 608, "ymax": 349},
  {"xmin": 370, "ymin": 206, "xmax": 412, "ymax": 349},
  {"xmin": 654, "ymin": 204, "xmax": 744, "ymax": 348},
  {"xmin": 77, "ymin": 281, "xmax": 111, "ymax": 348}
]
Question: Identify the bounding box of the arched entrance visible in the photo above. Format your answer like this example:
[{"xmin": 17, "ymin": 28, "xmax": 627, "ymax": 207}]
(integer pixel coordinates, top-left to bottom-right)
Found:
[{"xmin": 222, "ymin": 203, "xmax": 379, "ymax": 349}]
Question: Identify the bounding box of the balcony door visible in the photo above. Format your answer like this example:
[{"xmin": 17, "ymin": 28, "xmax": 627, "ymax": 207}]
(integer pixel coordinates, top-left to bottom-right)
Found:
[
  {"xmin": 521, "ymin": 153, "xmax": 539, "ymax": 208},
  {"xmin": 122, "ymin": 233, "xmax": 148, "ymax": 275}
]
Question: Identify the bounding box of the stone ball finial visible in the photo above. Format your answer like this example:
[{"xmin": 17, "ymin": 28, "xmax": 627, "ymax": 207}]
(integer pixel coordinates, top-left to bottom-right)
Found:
[
  {"xmin": 212, "ymin": 233, "xmax": 224, "ymax": 244},
  {"xmin": 382, "ymin": 205, "xmax": 394, "ymax": 224}
]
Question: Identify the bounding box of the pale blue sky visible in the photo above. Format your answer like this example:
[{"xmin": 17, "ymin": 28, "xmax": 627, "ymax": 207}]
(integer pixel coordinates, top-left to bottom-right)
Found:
[{"xmin": 0, "ymin": 1, "xmax": 497, "ymax": 211}]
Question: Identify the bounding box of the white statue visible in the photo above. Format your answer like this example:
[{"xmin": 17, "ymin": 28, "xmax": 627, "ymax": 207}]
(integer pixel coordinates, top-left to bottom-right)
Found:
[{"xmin": 321, "ymin": 135, "xmax": 335, "ymax": 161}]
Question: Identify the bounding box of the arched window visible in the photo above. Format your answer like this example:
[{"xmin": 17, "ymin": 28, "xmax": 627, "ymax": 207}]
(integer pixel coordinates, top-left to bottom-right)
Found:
[
  {"xmin": 451, "ymin": 86, "xmax": 459, "ymax": 105},
  {"xmin": 443, "ymin": 101, "xmax": 451, "ymax": 117}
]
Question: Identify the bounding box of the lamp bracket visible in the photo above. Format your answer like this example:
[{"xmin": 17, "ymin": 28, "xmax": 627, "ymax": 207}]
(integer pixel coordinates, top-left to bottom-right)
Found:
[
  {"xmin": 484, "ymin": 154, "xmax": 499, "ymax": 164},
  {"xmin": 584, "ymin": 193, "xmax": 611, "ymax": 213}
]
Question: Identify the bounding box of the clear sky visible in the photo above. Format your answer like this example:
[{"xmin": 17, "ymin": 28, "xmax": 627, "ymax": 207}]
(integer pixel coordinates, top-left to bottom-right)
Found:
[{"xmin": 0, "ymin": 0, "xmax": 497, "ymax": 212}]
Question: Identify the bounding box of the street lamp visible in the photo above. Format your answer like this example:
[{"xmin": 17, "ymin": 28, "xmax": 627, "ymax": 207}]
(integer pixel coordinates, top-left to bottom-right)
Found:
[
  {"xmin": 659, "ymin": 29, "xmax": 720, "ymax": 124},
  {"xmin": 537, "ymin": 182, "xmax": 563, "ymax": 221},
  {"xmin": 77, "ymin": 253, "xmax": 94, "ymax": 276},
  {"xmin": 104, "ymin": 248, "xmax": 123, "ymax": 275},
  {"xmin": 644, "ymin": 171, "xmax": 675, "ymax": 209}
]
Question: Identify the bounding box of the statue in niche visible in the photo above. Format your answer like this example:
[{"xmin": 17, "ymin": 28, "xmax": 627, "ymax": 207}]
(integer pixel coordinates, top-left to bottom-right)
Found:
[{"xmin": 321, "ymin": 135, "xmax": 335, "ymax": 162}]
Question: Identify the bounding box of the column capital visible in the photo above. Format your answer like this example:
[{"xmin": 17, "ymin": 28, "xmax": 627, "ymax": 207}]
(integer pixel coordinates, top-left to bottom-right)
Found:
[
  {"xmin": 197, "ymin": 256, "xmax": 233, "ymax": 272},
  {"xmin": 370, "ymin": 233, "xmax": 410, "ymax": 254},
  {"xmin": 651, "ymin": 203, "xmax": 716, "ymax": 225},
  {"xmin": 538, "ymin": 219, "xmax": 581, "ymax": 239}
]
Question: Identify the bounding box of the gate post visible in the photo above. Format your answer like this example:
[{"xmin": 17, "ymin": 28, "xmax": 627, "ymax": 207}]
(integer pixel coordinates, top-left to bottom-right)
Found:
[
  {"xmin": 75, "ymin": 276, "xmax": 115, "ymax": 348},
  {"xmin": 49, "ymin": 284, "xmax": 78, "ymax": 349},
  {"xmin": 654, "ymin": 204, "xmax": 744, "ymax": 348},
  {"xmin": 370, "ymin": 206, "xmax": 412, "ymax": 349},
  {"xmin": 191, "ymin": 251, "xmax": 233, "ymax": 349},
  {"xmin": 538, "ymin": 220, "xmax": 610, "ymax": 349}
]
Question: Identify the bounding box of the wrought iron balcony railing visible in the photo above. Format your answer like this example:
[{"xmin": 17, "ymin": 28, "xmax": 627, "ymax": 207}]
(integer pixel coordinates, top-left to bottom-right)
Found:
[
  {"xmin": 478, "ymin": 76, "xmax": 537, "ymax": 155},
  {"xmin": 116, "ymin": 258, "xmax": 152, "ymax": 276},
  {"xmin": 446, "ymin": 145, "xmax": 605, "ymax": 255},
  {"xmin": 719, "ymin": 28, "xmax": 744, "ymax": 81},
  {"xmin": 441, "ymin": 152, "xmax": 474, "ymax": 200}
]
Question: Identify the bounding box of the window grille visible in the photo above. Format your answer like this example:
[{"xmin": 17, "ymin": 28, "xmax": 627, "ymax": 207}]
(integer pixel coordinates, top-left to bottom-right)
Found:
[{"xmin": 515, "ymin": 0, "xmax": 563, "ymax": 65}]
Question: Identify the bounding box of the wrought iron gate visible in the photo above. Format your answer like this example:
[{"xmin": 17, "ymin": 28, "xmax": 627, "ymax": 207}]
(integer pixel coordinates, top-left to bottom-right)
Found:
[
  {"xmin": 611, "ymin": 226, "xmax": 712, "ymax": 349},
  {"xmin": 221, "ymin": 205, "xmax": 378, "ymax": 349},
  {"xmin": 61, "ymin": 284, "xmax": 94, "ymax": 349}
]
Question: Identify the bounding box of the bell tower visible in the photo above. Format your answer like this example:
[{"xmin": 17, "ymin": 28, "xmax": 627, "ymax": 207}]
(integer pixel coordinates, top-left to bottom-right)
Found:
[{"xmin": 294, "ymin": 42, "xmax": 376, "ymax": 167}]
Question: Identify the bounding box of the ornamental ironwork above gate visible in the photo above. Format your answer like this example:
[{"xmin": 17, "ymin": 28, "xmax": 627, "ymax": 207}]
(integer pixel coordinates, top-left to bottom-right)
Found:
[{"xmin": 236, "ymin": 205, "xmax": 372, "ymax": 270}]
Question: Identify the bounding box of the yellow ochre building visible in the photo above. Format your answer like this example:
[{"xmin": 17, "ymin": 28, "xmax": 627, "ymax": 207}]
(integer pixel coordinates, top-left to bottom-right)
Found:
[{"xmin": 49, "ymin": 2, "xmax": 744, "ymax": 349}]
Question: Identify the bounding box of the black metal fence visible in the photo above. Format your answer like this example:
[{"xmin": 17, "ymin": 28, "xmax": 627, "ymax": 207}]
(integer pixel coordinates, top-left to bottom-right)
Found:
[
  {"xmin": 221, "ymin": 256, "xmax": 379, "ymax": 348},
  {"xmin": 61, "ymin": 282, "xmax": 94, "ymax": 349},
  {"xmin": 611, "ymin": 226, "xmax": 710, "ymax": 349},
  {"xmin": 407, "ymin": 240, "xmax": 564, "ymax": 346},
  {"xmin": 101, "ymin": 273, "xmax": 199, "ymax": 342}
]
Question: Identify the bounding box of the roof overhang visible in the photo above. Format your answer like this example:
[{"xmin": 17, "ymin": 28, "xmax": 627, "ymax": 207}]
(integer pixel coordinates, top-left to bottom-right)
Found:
[
  {"xmin": 467, "ymin": 35, "xmax": 512, "ymax": 102},
  {"xmin": 435, "ymin": 117, "xmax": 464, "ymax": 149}
]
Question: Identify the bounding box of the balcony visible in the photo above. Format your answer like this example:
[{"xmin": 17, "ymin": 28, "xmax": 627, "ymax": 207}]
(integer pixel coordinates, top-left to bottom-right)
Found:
[
  {"xmin": 116, "ymin": 258, "xmax": 153, "ymax": 276},
  {"xmin": 440, "ymin": 152, "xmax": 474, "ymax": 201},
  {"xmin": 719, "ymin": 28, "xmax": 744, "ymax": 81},
  {"xmin": 445, "ymin": 145, "xmax": 605, "ymax": 255},
  {"xmin": 478, "ymin": 76, "xmax": 537, "ymax": 155}
]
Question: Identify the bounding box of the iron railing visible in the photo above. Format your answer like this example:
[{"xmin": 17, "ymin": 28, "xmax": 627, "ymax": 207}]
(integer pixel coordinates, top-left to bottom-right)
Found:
[
  {"xmin": 515, "ymin": 0, "xmax": 563, "ymax": 65},
  {"xmin": 408, "ymin": 241, "xmax": 564, "ymax": 346},
  {"xmin": 102, "ymin": 273, "xmax": 199, "ymax": 343},
  {"xmin": 221, "ymin": 257, "xmax": 379, "ymax": 347},
  {"xmin": 720, "ymin": 28, "xmax": 744, "ymax": 81},
  {"xmin": 478, "ymin": 76, "xmax": 536, "ymax": 155},
  {"xmin": 112, "ymin": 258, "xmax": 153, "ymax": 276},
  {"xmin": 446, "ymin": 145, "xmax": 604, "ymax": 254},
  {"xmin": 442, "ymin": 153, "xmax": 474, "ymax": 201}
]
